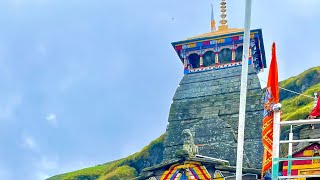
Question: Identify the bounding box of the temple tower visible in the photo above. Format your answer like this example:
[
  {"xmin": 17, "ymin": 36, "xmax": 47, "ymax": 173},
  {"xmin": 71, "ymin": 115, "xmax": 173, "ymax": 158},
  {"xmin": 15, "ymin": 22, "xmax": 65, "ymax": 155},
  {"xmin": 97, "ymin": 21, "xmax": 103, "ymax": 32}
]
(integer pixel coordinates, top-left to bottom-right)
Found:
[{"xmin": 163, "ymin": 1, "xmax": 266, "ymax": 169}]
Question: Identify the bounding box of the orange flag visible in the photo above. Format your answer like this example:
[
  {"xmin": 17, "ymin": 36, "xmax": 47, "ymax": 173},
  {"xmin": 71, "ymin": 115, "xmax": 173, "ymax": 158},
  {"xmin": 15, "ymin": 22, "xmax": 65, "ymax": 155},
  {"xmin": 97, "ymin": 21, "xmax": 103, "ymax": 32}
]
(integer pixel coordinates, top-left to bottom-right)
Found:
[{"xmin": 262, "ymin": 42, "xmax": 279, "ymax": 174}]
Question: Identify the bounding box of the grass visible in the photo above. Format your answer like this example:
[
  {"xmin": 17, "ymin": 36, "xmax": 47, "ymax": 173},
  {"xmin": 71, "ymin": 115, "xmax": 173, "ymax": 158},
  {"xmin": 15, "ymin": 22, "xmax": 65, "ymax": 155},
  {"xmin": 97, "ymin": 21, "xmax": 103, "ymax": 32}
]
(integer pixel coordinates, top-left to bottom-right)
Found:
[
  {"xmin": 59, "ymin": 161, "xmax": 118, "ymax": 180},
  {"xmin": 280, "ymin": 66, "xmax": 320, "ymax": 88},
  {"xmin": 47, "ymin": 134, "xmax": 165, "ymax": 180},
  {"xmin": 98, "ymin": 165, "xmax": 137, "ymax": 180},
  {"xmin": 281, "ymin": 83, "xmax": 320, "ymax": 121}
]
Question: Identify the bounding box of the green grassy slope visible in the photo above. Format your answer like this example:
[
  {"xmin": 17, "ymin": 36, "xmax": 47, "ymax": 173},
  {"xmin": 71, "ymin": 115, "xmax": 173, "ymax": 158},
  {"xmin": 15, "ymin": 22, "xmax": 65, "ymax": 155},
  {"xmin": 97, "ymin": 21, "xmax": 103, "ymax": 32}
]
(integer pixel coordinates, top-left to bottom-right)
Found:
[
  {"xmin": 48, "ymin": 66, "xmax": 320, "ymax": 180},
  {"xmin": 280, "ymin": 66, "xmax": 320, "ymax": 120},
  {"xmin": 281, "ymin": 83, "xmax": 320, "ymax": 120},
  {"xmin": 280, "ymin": 66, "xmax": 320, "ymax": 101},
  {"xmin": 47, "ymin": 134, "xmax": 164, "ymax": 180}
]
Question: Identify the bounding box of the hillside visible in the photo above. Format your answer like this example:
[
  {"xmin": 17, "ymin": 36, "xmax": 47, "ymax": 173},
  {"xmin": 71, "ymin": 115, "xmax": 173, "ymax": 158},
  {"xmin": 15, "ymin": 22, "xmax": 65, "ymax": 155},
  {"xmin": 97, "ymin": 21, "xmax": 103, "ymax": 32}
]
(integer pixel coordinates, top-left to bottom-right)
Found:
[
  {"xmin": 47, "ymin": 135, "xmax": 164, "ymax": 180},
  {"xmin": 280, "ymin": 66, "xmax": 320, "ymax": 101},
  {"xmin": 47, "ymin": 66, "xmax": 320, "ymax": 180},
  {"xmin": 280, "ymin": 66, "xmax": 320, "ymax": 120}
]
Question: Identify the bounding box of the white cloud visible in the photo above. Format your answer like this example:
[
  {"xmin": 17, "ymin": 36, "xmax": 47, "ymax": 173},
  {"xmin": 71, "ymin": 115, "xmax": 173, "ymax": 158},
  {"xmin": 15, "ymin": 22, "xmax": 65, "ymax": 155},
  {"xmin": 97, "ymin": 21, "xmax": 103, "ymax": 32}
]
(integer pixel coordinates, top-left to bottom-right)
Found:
[
  {"xmin": 21, "ymin": 135, "xmax": 38, "ymax": 151},
  {"xmin": 45, "ymin": 113, "xmax": 57, "ymax": 126}
]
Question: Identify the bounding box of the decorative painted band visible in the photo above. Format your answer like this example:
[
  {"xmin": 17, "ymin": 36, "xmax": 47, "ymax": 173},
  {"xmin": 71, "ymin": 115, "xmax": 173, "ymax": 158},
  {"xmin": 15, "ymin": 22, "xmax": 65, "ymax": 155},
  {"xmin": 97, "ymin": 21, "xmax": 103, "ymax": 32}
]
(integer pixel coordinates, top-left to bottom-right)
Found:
[
  {"xmin": 176, "ymin": 39, "xmax": 250, "ymax": 54},
  {"xmin": 187, "ymin": 62, "xmax": 242, "ymax": 74},
  {"xmin": 175, "ymin": 33, "xmax": 259, "ymax": 51}
]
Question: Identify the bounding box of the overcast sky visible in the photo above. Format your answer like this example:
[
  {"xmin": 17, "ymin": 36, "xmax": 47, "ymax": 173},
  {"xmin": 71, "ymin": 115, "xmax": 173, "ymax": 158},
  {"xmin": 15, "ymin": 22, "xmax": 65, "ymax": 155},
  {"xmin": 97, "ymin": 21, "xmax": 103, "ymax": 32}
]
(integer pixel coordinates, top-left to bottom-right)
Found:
[{"xmin": 0, "ymin": 0, "xmax": 319, "ymax": 179}]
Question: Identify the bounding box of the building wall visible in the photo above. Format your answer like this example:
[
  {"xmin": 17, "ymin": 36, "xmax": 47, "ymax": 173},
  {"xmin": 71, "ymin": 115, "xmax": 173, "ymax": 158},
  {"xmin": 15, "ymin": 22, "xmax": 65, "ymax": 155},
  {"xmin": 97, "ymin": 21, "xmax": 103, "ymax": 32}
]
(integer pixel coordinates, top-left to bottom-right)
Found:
[{"xmin": 163, "ymin": 66, "xmax": 264, "ymax": 169}]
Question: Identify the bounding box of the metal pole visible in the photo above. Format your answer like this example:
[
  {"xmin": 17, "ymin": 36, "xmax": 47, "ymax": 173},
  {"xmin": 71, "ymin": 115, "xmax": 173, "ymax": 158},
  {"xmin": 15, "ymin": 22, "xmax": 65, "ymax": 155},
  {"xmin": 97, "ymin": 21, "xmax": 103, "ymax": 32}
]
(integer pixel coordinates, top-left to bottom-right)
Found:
[
  {"xmin": 280, "ymin": 119, "xmax": 320, "ymax": 126},
  {"xmin": 235, "ymin": 0, "xmax": 252, "ymax": 179},
  {"xmin": 272, "ymin": 104, "xmax": 281, "ymax": 179},
  {"xmin": 288, "ymin": 125, "xmax": 293, "ymax": 176}
]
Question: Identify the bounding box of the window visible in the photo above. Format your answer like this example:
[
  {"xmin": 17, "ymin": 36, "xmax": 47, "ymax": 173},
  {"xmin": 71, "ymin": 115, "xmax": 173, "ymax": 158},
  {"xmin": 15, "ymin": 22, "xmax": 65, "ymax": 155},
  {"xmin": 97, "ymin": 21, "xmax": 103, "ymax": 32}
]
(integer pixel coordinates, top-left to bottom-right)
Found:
[
  {"xmin": 235, "ymin": 46, "xmax": 243, "ymax": 62},
  {"xmin": 203, "ymin": 51, "xmax": 215, "ymax": 67},
  {"xmin": 219, "ymin": 48, "xmax": 232, "ymax": 64},
  {"xmin": 188, "ymin": 53, "xmax": 200, "ymax": 69}
]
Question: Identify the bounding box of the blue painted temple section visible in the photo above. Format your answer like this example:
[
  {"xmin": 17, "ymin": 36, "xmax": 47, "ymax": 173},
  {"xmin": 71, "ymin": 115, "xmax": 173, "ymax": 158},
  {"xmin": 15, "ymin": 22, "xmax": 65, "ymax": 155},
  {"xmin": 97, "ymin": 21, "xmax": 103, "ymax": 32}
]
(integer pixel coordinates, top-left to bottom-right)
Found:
[{"xmin": 172, "ymin": 29, "xmax": 266, "ymax": 74}]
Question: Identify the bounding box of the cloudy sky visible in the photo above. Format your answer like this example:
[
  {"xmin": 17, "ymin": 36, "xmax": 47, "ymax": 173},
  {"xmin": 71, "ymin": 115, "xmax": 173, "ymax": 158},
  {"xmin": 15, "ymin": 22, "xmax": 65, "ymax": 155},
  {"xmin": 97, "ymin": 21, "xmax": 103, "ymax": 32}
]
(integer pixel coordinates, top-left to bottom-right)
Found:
[{"xmin": 0, "ymin": 0, "xmax": 319, "ymax": 179}]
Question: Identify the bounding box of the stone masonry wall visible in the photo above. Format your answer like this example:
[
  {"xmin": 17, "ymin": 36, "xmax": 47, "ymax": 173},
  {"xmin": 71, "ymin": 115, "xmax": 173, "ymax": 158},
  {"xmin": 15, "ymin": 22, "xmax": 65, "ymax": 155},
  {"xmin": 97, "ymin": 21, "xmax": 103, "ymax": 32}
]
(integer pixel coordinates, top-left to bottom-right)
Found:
[{"xmin": 163, "ymin": 66, "xmax": 264, "ymax": 169}]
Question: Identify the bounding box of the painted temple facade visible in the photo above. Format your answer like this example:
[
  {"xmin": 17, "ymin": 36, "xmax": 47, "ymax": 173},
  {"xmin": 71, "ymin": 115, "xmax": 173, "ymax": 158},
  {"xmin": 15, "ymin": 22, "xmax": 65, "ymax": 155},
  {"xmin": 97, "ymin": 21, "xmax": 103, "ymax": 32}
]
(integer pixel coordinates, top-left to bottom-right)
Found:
[{"xmin": 172, "ymin": 29, "xmax": 266, "ymax": 75}]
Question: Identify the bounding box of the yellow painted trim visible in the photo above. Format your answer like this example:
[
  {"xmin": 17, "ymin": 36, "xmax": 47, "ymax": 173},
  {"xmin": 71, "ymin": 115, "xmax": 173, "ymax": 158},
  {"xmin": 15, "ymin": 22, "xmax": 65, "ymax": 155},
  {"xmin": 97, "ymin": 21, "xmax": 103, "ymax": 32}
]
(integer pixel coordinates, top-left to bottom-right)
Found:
[
  {"xmin": 160, "ymin": 162, "xmax": 211, "ymax": 180},
  {"xmin": 298, "ymin": 168, "xmax": 320, "ymax": 180},
  {"xmin": 188, "ymin": 43, "xmax": 196, "ymax": 48},
  {"xmin": 186, "ymin": 28, "xmax": 242, "ymax": 40},
  {"xmin": 303, "ymin": 150, "xmax": 314, "ymax": 156},
  {"xmin": 283, "ymin": 163, "xmax": 320, "ymax": 170}
]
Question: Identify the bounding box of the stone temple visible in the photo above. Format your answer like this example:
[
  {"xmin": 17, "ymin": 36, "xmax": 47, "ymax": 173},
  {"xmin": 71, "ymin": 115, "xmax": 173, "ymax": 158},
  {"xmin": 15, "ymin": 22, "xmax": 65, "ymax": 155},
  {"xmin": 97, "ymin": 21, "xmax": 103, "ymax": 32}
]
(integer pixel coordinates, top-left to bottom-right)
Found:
[
  {"xmin": 163, "ymin": 3, "xmax": 267, "ymax": 170},
  {"xmin": 137, "ymin": 1, "xmax": 268, "ymax": 179}
]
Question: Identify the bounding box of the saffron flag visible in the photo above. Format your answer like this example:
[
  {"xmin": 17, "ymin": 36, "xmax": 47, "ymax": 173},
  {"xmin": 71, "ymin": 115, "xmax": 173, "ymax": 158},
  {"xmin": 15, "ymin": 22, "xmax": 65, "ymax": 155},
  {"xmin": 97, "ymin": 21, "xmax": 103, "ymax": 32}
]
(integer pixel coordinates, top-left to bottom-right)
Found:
[{"xmin": 262, "ymin": 42, "xmax": 279, "ymax": 173}]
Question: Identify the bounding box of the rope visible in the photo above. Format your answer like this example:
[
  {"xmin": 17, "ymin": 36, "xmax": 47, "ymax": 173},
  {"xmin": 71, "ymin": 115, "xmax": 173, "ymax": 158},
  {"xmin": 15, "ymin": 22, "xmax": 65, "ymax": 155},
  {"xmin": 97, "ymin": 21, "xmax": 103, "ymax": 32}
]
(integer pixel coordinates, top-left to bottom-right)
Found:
[
  {"xmin": 259, "ymin": 79, "xmax": 315, "ymax": 99},
  {"xmin": 279, "ymin": 87, "xmax": 315, "ymax": 99}
]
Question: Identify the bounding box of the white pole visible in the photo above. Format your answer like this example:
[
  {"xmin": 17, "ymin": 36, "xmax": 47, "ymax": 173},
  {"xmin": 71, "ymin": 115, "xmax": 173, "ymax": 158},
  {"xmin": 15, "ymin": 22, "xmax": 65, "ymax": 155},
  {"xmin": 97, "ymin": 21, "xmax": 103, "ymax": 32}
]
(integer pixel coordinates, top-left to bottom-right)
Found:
[
  {"xmin": 272, "ymin": 104, "xmax": 281, "ymax": 179},
  {"xmin": 235, "ymin": 0, "xmax": 252, "ymax": 179},
  {"xmin": 288, "ymin": 125, "xmax": 293, "ymax": 176}
]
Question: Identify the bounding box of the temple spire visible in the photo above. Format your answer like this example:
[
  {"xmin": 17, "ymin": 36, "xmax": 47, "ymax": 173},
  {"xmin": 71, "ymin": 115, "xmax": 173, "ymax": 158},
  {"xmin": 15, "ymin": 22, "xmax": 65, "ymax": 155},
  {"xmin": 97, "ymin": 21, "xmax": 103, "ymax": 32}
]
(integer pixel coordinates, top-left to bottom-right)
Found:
[
  {"xmin": 218, "ymin": 0, "xmax": 228, "ymax": 31},
  {"xmin": 211, "ymin": 4, "xmax": 216, "ymax": 32}
]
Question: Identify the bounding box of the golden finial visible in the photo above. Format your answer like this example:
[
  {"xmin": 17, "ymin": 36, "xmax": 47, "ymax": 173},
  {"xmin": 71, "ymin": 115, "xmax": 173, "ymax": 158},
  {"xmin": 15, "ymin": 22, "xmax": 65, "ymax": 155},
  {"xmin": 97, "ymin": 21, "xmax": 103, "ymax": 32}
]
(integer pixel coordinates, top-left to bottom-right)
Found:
[
  {"xmin": 211, "ymin": 4, "xmax": 216, "ymax": 32},
  {"xmin": 218, "ymin": 0, "xmax": 228, "ymax": 31}
]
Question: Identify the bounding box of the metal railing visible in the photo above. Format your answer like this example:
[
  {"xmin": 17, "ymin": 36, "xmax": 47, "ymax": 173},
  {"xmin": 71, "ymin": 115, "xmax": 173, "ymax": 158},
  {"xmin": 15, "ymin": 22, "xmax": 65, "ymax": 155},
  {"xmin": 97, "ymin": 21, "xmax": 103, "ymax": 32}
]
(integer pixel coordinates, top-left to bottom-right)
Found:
[
  {"xmin": 272, "ymin": 108, "xmax": 320, "ymax": 179},
  {"xmin": 279, "ymin": 175, "xmax": 320, "ymax": 179}
]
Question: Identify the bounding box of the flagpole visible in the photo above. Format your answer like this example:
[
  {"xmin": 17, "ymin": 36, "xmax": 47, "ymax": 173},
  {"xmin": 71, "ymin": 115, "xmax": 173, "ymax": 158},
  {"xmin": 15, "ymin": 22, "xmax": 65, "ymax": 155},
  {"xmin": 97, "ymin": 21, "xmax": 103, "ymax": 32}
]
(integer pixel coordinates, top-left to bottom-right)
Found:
[
  {"xmin": 236, "ymin": 0, "xmax": 252, "ymax": 180},
  {"xmin": 272, "ymin": 105, "xmax": 281, "ymax": 179}
]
